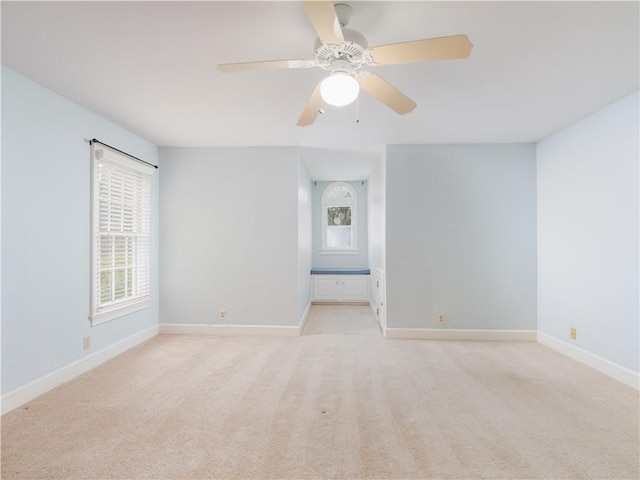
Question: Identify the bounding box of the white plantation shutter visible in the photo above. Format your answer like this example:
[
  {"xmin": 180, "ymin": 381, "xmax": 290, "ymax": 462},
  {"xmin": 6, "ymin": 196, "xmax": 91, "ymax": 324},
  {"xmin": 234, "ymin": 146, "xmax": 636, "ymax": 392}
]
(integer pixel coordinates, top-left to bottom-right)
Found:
[{"xmin": 90, "ymin": 143, "xmax": 153, "ymax": 325}]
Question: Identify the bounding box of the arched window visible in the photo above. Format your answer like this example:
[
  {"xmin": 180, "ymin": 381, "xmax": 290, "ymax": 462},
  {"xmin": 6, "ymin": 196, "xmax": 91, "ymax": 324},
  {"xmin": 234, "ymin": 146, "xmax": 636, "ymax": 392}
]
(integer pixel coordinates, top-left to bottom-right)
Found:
[{"xmin": 322, "ymin": 182, "xmax": 358, "ymax": 252}]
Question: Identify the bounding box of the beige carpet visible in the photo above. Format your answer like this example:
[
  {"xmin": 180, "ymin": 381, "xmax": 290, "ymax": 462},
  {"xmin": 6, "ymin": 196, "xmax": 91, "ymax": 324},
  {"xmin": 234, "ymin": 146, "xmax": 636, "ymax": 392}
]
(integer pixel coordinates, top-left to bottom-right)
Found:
[
  {"xmin": 1, "ymin": 331, "xmax": 638, "ymax": 479},
  {"xmin": 303, "ymin": 305, "xmax": 382, "ymax": 336}
]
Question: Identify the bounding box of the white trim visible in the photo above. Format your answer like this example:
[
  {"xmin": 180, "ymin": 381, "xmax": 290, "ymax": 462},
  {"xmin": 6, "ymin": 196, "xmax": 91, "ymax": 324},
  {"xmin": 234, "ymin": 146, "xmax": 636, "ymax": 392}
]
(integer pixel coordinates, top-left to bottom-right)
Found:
[
  {"xmin": 537, "ymin": 332, "xmax": 639, "ymax": 390},
  {"xmin": 372, "ymin": 269, "xmax": 386, "ymax": 330},
  {"xmin": 159, "ymin": 323, "xmax": 300, "ymax": 337},
  {"xmin": 94, "ymin": 144, "xmax": 155, "ymax": 175},
  {"xmin": 311, "ymin": 301, "xmax": 369, "ymax": 306},
  {"xmin": 369, "ymin": 301, "xmax": 377, "ymax": 318},
  {"xmin": 90, "ymin": 299, "xmax": 149, "ymax": 326},
  {"xmin": 320, "ymin": 248, "xmax": 360, "ymax": 255},
  {"xmin": 297, "ymin": 302, "xmax": 312, "ymax": 335},
  {"xmin": 1, "ymin": 325, "xmax": 158, "ymax": 415},
  {"xmin": 384, "ymin": 328, "xmax": 537, "ymax": 341}
]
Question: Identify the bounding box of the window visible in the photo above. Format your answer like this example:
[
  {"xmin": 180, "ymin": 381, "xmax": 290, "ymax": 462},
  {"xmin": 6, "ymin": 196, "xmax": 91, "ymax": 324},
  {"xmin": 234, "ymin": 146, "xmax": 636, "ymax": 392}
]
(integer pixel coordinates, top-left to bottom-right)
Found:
[
  {"xmin": 322, "ymin": 182, "xmax": 358, "ymax": 253},
  {"xmin": 90, "ymin": 143, "xmax": 153, "ymax": 325}
]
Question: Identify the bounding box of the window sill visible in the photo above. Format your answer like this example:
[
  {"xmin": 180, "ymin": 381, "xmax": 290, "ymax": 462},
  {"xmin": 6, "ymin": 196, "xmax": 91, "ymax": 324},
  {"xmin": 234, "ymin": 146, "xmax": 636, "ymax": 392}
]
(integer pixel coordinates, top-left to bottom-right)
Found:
[
  {"xmin": 90, "ymin": 298, "xmax": 150, "ymax": 326},
  {"xmin": 320, "ymin": 248, "xmax": 360, "ymax": 255}
]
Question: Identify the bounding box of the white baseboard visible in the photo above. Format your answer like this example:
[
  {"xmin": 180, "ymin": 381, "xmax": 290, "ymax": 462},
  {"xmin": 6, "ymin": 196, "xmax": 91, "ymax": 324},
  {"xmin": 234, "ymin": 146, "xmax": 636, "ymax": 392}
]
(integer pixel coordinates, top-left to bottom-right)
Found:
[
  {"xmin": 159, "ymin": 323, "xmax": 300, "ymax": 336},
  {"xmin": 297, "ymin": 302, "xmax": 312, "ymax": 334},
  {"xmin": 537, "ymin": 332, "xmax": 639, "ymax": 389},
  {"xmin": 311, "ymin": 301, "xmax": 369, "ymax": 306},
  {"xmin": 1, "ymin": 325, "xmax": 159, "ymax": 415},
  {"xmin": 384, "ymin": 328, "xmax": 537, "ymax": 341}
]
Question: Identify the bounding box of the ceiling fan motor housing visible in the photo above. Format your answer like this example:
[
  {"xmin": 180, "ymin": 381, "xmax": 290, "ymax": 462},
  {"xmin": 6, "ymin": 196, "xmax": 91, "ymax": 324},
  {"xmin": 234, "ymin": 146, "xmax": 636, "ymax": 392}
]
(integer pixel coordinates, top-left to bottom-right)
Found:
[
  {"xmin": 313, "ymin": 28, "xmax": 368, "ymax": 72},
  {"xmin": 327, "ymin": 59, "xmax": 354, "ymax": 76}
]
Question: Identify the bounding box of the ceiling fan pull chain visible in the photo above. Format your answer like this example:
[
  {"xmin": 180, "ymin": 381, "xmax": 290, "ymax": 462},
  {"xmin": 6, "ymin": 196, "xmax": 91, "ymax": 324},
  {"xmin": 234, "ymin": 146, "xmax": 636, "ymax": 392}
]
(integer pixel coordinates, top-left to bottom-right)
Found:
[{"xmin": 355, "ymin": 96, "xmax": 360, "ymax": 124}]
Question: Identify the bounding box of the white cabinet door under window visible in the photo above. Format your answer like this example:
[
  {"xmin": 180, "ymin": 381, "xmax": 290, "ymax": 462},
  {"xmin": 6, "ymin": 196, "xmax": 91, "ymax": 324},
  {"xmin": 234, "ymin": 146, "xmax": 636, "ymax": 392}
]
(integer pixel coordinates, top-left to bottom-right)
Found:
[
  {"xmin": 341, "ymin": 276, "xmax": 368, "ymax": 301},
  {"xmin": 314, "ymin": 276, "xmax": 343, "ymax": 301},
  {"xmin": 312, "ymin": 275, "xmax": 368, "ymax": 302}
]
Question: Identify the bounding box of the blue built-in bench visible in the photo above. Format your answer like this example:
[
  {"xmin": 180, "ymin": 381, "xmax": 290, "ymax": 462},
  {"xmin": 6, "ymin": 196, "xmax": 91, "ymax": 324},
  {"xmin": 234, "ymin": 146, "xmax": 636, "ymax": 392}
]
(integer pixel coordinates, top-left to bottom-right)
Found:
[
  {"xmin": 310, "ymin": 268, "xmax": 371, "ymax": 275},
  {"xmin": 310, "ymin": 268, "xmax": 370, "ymax": 302}
]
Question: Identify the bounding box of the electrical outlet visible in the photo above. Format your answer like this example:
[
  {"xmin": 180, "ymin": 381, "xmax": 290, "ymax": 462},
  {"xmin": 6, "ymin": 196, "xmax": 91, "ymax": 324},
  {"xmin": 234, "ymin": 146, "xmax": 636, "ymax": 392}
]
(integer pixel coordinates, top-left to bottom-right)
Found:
[
  {"xmin": 83, "ymin": 336, "xmax": 91, "ymax": 350},
  {"xmin": 570, "ymin": 327, "xmax": 576, "ymax": 340},
  {"xmin": 436, "ymin": 313, "xmax": 446, "ymax": 325},
  {"xmin": 219, "ymin": 309, "xmax": 227, "ymax": 321}
]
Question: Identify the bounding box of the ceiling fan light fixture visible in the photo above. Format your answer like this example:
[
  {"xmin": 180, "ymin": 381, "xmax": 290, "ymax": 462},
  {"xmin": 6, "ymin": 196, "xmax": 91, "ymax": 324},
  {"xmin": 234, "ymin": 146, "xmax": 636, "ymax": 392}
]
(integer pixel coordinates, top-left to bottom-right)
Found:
[{"xmin": 320, "ymin": 72, "xmax": 359, "ymax": 107}]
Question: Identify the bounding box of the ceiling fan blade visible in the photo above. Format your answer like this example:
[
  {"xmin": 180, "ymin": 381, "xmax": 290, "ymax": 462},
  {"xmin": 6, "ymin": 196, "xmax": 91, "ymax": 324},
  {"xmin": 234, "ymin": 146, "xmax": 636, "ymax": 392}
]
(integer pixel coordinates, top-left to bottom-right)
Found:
[
  {"xmin": 218, "ymin": 59, "xmax": 314, "ymax": 73},
  {"xmin": 369, "ymin": 34, "xmax": 473, "ymax": 65},
  {"xmin": 358, "ymin": 72, "xmax": 417, "ymax": 115},
  {"xmin": 302, "ymin": 1, "xmax": 344, "ymax": 45},
  {"xmin": 297, "ymin": 82, "xmax": 323, "ymax": 127}
]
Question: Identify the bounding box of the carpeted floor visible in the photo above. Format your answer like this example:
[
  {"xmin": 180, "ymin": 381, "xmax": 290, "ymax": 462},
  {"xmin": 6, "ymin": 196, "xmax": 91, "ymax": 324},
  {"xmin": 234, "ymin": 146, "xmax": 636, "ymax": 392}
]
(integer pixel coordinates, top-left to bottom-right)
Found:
[
  {"xmin": 302, "ymin": 304, "xmax": 382, "ymax": 336},
  {"xmin": 2, "ymin": 309, "xmax": 638, "ymax": 479}
]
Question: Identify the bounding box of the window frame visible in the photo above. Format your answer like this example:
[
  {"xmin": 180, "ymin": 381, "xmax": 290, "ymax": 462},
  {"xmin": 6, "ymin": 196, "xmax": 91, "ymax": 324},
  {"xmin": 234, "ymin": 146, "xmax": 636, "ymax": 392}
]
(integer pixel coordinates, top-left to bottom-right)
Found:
[
  {"xmin": 90, "ymin": 144, "xmax": 153, "ymax": 326},
  {"xmin": 321, "ymin": 181, "xmax": 359, "ymax": 254}
]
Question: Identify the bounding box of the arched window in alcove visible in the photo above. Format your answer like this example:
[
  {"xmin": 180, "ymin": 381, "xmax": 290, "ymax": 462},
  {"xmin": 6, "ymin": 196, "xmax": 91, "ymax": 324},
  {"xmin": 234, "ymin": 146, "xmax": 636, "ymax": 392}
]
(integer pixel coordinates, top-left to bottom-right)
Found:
[{"xmin": 322, "ymin": 182, "xmax": 358, "ymax": 252}]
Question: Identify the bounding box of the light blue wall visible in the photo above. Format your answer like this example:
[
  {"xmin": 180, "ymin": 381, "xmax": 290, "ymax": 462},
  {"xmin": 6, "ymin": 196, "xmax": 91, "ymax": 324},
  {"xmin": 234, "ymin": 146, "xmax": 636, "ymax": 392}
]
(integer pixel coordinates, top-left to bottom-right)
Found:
[
  {"xmin": 537, "ymin": 91, "xmax": 639, "ymax": 373},
  {"xmin": 386, "ymin": 144, "xmax": 537, "ymax": 330},
  {"xmin": 159, "ymin": 147, "xmax": 300, "ymax": 327},
  {"xmin": 311, "ymin": 180, "xmax": 369, "ymax": 269},
  {"xmin": 1, "ymin": 67, "xmax": 160, "ymax": 395}
]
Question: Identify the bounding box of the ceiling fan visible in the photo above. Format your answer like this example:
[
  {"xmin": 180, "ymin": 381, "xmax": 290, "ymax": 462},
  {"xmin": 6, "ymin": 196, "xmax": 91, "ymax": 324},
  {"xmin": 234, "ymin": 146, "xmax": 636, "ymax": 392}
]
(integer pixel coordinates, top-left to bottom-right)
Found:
[{"xmin": 217, "ymin": 1, "xmax": 473, "ymax": 126}]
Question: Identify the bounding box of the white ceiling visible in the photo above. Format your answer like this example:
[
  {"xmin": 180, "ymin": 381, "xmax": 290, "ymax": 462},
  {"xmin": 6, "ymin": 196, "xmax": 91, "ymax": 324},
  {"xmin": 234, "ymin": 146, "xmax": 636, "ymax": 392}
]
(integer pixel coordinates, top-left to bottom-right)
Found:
[{"xmin": 2, "ymin": 1, "xmax": 639, "ymax": 178}]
